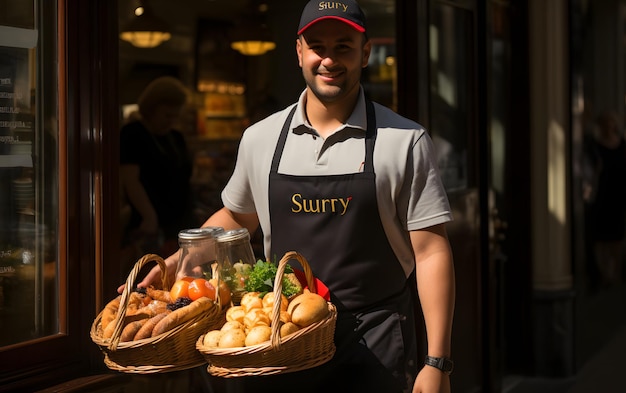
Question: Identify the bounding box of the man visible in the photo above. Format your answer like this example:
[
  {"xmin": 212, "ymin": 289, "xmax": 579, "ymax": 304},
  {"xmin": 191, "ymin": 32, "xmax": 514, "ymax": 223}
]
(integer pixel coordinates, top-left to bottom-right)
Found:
[{"xmin": 131, "ymin": 1, "xmax": 455, "ymax": 392}]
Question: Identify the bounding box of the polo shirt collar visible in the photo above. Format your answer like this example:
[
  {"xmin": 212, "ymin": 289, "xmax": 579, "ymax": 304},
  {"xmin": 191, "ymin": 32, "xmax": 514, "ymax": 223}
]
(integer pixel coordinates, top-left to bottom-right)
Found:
[{"xmin": 292, "ymin": 88, "xmax": 368, "ymax": 135}]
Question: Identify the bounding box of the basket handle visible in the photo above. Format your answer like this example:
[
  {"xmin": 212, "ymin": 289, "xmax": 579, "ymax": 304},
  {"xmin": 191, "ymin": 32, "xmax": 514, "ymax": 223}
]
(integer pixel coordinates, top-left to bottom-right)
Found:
[
  {"xmin": 109, "ymin": 254, "xmax": 168, "ymax": 351},
  {"xmin": 269, "ymin": 251, "xmax": 317, "ymax": 349}
]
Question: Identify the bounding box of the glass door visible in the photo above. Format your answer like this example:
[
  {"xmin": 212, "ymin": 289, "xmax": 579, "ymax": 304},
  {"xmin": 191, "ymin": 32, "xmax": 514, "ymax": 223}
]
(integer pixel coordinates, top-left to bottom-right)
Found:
[
  {"xmin": 0, "ymin": 0, "xmax": 59, "ymax": 348},
  {"xmin": 1, "ymin": 0, "xmax": 119, "ymax": 390},
  {"xmin": 428, "ymin": 1, "xmax": 496, "ymax": 391}
]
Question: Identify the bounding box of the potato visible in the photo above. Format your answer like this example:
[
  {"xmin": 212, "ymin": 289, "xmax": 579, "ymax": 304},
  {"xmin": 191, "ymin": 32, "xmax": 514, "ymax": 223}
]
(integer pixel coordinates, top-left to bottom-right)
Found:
[
  {"xmin": 241, "ymin": 292, "xmax": 263, "ymax": 312},
  {"xmin": 226, "ymin": 305, "xmax": 246, "ymax": 324},
  {"xmin": 288, "ymin": 292, "xmax": 329, "ymax": 328},
  {"xmin": 221, "ymin": 320, "xmax": 245, "ymax": 332},
  {"xmin": 280, "ymin": 322, "xmax": 300, "ymax": 338},
  {"xmin": 245, "ymin": 325, "xmax": 272, "ymax": 346},
  {"xmin": 218, "ymin": 328, "xmax": 246, "ymax": 348},
  {"xmin": 203, "ymin": 330, "xmax": 223, "ymax": 347},
  {"xmin": 243, "ymin": 308, "xmax": 270, "ymax": 329}
]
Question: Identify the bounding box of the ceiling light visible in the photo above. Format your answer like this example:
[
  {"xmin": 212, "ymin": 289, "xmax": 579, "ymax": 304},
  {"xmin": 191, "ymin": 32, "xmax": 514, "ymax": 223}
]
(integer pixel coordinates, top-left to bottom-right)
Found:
[
  {"xmin": 231, "ymin": 39, "xmax": 276, "ymax": 56},
  {"xmin": 120, "ymin": 5, "xmax": 171, "ymax": 48},
  {"xmin": 230, "ymin": 3, "xmax": 276, "ymax": 56}
]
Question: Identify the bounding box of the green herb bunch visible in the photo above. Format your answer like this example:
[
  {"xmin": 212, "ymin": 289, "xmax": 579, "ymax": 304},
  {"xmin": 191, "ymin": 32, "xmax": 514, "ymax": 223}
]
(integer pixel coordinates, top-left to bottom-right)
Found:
[{"xmin": 244, "ymin": 260, "xmax": 302, "ymax": 298}]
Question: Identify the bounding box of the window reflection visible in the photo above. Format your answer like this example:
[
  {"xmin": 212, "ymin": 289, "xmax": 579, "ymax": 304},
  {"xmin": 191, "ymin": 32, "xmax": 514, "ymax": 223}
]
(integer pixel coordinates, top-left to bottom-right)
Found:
[
  {"xmin": 0, "ymin": 1, "xmax": 58, "ymax": 347},
  {"xmin": 430, "ymin": 4, "xmax": 470, "ymax": 191}
]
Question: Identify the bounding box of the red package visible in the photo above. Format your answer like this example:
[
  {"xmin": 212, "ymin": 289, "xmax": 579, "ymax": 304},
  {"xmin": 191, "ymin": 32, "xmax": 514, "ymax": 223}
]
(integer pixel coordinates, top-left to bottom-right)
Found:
[{"xmin": 292, "ymin": 268, "xmax": 331, "ymax": 301}]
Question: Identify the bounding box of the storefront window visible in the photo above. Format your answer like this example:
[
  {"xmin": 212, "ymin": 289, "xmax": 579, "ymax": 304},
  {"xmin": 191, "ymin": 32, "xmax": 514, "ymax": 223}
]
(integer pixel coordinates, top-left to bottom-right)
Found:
[
  {"xmin": 429, "ymin": 2, "xmax": 472, "ymax": 191},
  {"xmin": 362, "ymin": 0, "xmax": 397, "ymax": 112},
  {"xmin": 0, "ymin": 0, "xmax": 58, "ymax": 347}
]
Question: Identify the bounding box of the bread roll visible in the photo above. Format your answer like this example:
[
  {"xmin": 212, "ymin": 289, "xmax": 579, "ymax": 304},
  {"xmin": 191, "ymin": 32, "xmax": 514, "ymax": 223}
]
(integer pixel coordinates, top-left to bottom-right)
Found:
[
  {"xmin": 245, "ymin": 325, "xmax": 271, "ymax": 346},
  {"xmin": 218, "ymin": 328, "xmax": 246, "ymax": 348},
  {"xmin": 221, "ymin": 320, "xmax": 245, "ymax": 332},
  {"xmin": 240, "ymin": 292, "xmax": 263, "ymax": 312},
  {"xmin": 142, "ymin": 300, "xmax": 169, "ymax": 317},
  {"xmin": 288, "ymin": 292, "xmax": 329, "ymax": 328},
  {"xmin": 280, "ymin": 322, "xmax": 300, "ymax": 338},
  {"xmin": 226, "ymin": 305, "xmax": 246, "ymax": 324},
  {"xmin": 203, "ymin": 330, "xmax": 223, "ymax": 347},
  {"xmin": 243, "ymin": 308, "xmax": 270, "ymax": 330},
  {"xmin": 262, "ymin": 292, "xmax": 288, "ymax": 312}
]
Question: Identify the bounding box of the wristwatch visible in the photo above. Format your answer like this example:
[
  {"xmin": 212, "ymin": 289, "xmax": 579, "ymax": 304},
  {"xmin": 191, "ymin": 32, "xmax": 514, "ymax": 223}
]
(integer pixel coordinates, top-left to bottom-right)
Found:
[{"xmin": 424, "ymin": 355, "xmax": 454, "ymax": 375}]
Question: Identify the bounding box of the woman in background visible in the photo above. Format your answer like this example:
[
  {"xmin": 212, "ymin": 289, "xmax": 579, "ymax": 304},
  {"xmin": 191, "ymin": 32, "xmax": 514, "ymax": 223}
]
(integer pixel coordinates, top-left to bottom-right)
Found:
[
  {"xmin": 119, "ymin": 76, "xmax": 194, "ymax": 277},
  {"xmin": 588, "ymin": 111, "xmax": 626, "ymax": 287}
]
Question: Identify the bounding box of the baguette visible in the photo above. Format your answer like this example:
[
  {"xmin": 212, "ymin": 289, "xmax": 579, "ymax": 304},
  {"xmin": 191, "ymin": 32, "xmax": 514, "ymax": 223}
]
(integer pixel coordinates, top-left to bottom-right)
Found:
[
  {"xmin": 134, "ymin": 311, "xmax": 170, "ymax": 340},
  {"xmin": 102, "ymin": 312, "xmax": 150, "ymax": 340},
  {"xmin": 120, "ymin": 317, "xmax": 148, "ymax": 342},
  {"xmin": 100, "ymin": 293, "xmax": 149, "ymax": 339},
  {"xmin": 152, "ymin": 297, "xmax": 213, "ymax": 337}
]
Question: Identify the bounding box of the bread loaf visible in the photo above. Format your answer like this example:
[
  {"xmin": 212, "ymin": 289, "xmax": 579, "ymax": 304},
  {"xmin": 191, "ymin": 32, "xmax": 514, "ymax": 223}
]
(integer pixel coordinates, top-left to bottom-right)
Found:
[
  {"xmin": 146, "ymin": 287, "xmax": 172, "ymax": 303},
  {"xmin": 101, "ymin": 296, "xmax": 121, "ymax": 330},
  {"xmin": 152, "ymin": 297, "xmax": 213, "ymax": 336},
  {"xmin": 120, "ymin": 318, "xmax": 148, "ymax": 342},
  {"xmin": 134, "ymin": 311, "xmax": 170, "ymax": 340}
]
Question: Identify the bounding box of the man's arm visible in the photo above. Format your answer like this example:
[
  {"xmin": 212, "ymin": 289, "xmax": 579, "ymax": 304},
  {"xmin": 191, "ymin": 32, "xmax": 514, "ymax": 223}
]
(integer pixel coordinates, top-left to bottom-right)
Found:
[
  {"xmin": 410, "ymin": 223, "xmax": 455, "ymax": 392},
  {"xmin": 203, "ymin": 207, "xmax": 260, "ymax": 235}
]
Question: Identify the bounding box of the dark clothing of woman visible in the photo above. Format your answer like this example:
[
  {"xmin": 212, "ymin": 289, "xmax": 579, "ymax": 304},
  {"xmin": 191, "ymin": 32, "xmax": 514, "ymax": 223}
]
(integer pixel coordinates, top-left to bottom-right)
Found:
[
  {"xmin": 120, "ymin": 120, "xmax": 193, "ymax": 244},
  {"xmin": 589, "ymin": 138, "xmax": 626, "ymax": 241}
]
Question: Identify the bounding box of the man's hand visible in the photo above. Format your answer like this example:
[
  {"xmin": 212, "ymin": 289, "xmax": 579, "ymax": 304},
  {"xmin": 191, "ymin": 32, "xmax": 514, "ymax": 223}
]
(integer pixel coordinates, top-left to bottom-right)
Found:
[
  {"xmin": 412, "ymin": 365, "xmax": 451, "ymax": 393},
  {"xmin": 117, "ymin": 253, "xmax": 178, "ymax": 294}
]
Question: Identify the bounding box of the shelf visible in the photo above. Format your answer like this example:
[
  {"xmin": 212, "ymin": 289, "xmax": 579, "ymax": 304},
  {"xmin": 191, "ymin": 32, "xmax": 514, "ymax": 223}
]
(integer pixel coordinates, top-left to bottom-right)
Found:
[{"xmin": 0, "ymin": 155, "xmax": 32, "ymax": 168}]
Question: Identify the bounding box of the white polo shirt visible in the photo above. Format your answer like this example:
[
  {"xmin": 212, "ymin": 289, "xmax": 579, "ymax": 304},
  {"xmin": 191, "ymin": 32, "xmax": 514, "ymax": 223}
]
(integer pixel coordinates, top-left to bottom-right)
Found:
[{"xmin": 221, "ymin": 88, "xmax": 452, "ymax": 276}]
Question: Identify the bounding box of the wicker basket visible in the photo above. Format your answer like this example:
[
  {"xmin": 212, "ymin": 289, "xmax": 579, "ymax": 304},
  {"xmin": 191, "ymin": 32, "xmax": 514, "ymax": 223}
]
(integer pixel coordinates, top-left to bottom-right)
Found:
[
  {"xmin": 196, "ymin": 251, "xmax": 337, "ymax": 377},
  {"xmin": 90, "ymin": 254, "xmax": 226, "ymax": 374}
]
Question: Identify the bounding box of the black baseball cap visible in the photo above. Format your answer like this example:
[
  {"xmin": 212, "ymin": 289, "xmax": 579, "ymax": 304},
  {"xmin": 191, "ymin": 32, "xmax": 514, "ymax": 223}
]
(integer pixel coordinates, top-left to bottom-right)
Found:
[{"xmin": 297, "ymin": 0, "xmax": 367, "ymax": 35}]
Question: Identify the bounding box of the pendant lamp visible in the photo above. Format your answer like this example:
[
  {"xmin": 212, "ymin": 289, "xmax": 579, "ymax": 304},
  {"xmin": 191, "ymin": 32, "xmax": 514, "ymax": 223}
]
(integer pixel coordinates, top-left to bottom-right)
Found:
[
  {"xmin": 120, "ymin": 3, "xmax": 171, "ymax": 48},
  {"xmin": 230, "ymin": 3, "xmax": 276, "ymax": 56}
]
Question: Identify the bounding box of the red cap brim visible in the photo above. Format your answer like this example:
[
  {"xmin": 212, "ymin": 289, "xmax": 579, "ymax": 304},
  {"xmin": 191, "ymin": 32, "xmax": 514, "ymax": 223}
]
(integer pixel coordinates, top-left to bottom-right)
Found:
[{"xmin": 297, "ymin": 16, "xmax": 366, "ymax": 35}]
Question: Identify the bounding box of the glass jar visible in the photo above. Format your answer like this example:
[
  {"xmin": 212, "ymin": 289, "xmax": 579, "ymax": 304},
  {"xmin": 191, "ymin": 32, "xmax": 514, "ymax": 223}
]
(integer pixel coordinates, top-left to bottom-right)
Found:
[
  {"xmin": 215, "ymin": 228, "xmax": 255, "ymax": 302},
  {"xmin": 176, "ymin": 227, "xmax": 224, "ymax": 281}
]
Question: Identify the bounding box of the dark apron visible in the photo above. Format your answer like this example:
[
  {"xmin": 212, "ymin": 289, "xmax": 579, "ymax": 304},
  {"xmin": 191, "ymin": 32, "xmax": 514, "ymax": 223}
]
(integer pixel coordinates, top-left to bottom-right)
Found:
[{"xmin": 213, "ymin": 100, "xmax": 416, "ymax": 393}]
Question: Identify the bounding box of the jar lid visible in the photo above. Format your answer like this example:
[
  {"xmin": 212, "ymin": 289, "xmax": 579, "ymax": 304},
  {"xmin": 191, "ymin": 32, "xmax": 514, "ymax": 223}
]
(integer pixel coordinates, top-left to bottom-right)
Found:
[
  {"xmin": 178, "ymin": 227, "xmax": 225, "ymax": 240},
  {"xmin": 215, "ymin": 228, "xmax": 250, "ymax": 243}
]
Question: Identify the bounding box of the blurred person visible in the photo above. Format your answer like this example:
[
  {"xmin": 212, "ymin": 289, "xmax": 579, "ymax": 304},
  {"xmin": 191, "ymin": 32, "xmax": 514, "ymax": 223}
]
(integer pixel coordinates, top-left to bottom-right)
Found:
[
  {"xmin": 588, "ymin": 111, "xmax": 626, "ymax": 287},
  {"xmin": 119, "ymin": 76, "xmax": 194, "ymax": 276}
]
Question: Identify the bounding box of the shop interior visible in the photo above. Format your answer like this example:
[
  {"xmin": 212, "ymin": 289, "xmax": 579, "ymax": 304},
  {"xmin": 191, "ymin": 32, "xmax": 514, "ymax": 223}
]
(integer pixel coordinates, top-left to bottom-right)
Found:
[{"xmin": 117, "ymin": 0, "xmax": 396, "ymax": 229}]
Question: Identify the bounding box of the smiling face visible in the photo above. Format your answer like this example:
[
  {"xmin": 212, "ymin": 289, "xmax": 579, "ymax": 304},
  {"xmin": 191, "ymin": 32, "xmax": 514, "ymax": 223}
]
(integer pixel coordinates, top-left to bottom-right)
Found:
[{"xmin": 297, "ymin": 19, "xmax": 371, "ymax": 106}]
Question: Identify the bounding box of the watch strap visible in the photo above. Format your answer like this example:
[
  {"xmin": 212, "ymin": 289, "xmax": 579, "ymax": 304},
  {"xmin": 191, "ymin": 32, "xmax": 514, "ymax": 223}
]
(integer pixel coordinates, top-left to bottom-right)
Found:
[{"xmin": 424, "ymin": 355, "xmax": 454, "ymax": 375}]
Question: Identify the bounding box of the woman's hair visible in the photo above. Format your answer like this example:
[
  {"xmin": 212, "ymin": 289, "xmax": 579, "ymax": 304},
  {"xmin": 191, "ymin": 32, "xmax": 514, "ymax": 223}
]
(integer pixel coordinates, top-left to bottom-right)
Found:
[{"xmin": 137, "ymin": 76, "xmax": 188, "ymax": 117}]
